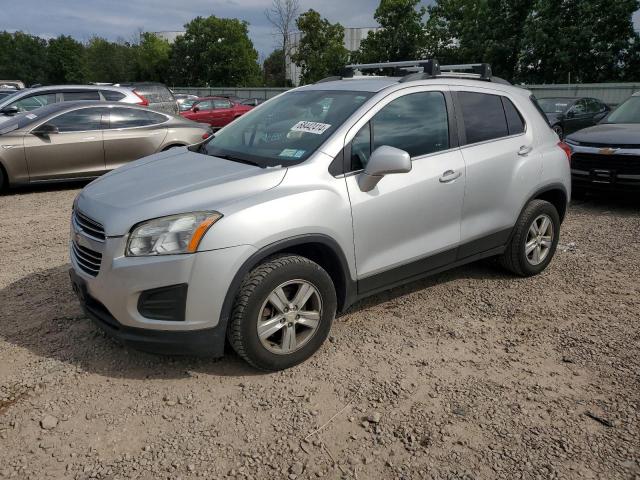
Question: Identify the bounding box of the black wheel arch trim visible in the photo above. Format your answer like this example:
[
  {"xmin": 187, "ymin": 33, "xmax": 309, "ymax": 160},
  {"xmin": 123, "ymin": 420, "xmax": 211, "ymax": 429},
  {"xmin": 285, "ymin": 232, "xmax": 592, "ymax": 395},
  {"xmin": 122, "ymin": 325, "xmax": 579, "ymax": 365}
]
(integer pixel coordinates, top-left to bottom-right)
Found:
[
  {"xmin": 523, "ymin": 183, "xmax": 569, "ymax": 223},
  {"xmin": 217, "ymin": 234, "xmax": 356, "ymax": 340}
]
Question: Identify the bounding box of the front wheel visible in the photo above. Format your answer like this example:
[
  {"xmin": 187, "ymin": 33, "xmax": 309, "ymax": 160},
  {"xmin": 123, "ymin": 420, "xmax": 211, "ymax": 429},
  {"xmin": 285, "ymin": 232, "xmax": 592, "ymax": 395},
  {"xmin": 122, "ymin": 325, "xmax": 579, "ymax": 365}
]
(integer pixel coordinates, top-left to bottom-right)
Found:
[
  {"xmin": 228, "ymin": 255, "xmax": 337, "ymax": 371},
  {"xmin": 500, "ymin": 200, "xmax": 560, "ymax": 277}
]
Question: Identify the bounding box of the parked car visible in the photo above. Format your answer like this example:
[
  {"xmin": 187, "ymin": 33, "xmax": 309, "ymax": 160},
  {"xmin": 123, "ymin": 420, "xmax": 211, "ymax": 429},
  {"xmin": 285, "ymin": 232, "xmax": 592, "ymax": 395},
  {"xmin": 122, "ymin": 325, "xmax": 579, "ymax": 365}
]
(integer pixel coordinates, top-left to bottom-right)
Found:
[
  {"xmin": 565, "ymin": 91, "xmax": 640, "ymax": 195},
  {"xmin": 0, "ymin": 85, "xmax": 150, "ymax": 124},
  {"xmin": 0, "ymin": 80, "xmax": 25, "ymax": 89},
  {"xmin": 0, "ymin": 102, "xmax": 211, "ymax": 189},
  {"xmin": 69, "ymin": 60, "xmax": 570, "ymax": 371},
  {"xmin": 175, "ymin": 94, "xmax": 200, "ymax": 112},
  {"xmin": 180, "ymin": 96, "xmax": 253, "ymax": 129},
  {"xmin": 240, "ymin": 98, "xmax": 266, "ymax": 107},
  {"xmin": 116, "ymin": 82, "xmax": 179, "ymax": 115},
  {"xmin": 0, "ymin": 89, "xmax": 18, "ymax": 101},
  {"xmin": 536, "ymin": 97, "xmax": 609, "ymax": 138}
]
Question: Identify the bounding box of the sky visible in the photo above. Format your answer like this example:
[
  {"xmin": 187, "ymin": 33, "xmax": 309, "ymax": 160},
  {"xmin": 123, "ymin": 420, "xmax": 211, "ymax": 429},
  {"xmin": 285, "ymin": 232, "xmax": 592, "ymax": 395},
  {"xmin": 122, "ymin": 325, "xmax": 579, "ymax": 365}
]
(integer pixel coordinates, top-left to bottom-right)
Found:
[{"xmin": 1, "ymin": 0, "xmax": 639, "ymax": 59}]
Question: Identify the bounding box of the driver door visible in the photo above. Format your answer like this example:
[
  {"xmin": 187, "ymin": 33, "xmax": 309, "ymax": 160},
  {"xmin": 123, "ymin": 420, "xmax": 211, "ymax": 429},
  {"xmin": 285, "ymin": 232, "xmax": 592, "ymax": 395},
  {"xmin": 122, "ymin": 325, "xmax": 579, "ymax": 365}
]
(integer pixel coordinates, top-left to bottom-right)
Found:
[
  {"xmin": 344, "ymin": 89, "xmax": 465, "ymax": 293},
  {"xmin": 23, "ymin": 107, "xmax": 107, "ymax": 181}
]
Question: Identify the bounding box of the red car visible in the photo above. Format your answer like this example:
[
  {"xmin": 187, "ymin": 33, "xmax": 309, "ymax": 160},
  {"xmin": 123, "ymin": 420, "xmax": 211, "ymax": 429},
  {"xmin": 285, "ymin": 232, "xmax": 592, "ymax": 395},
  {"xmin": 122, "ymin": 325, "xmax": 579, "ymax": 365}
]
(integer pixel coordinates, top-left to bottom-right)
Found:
[{"xmin": 180, "ymin": 96, "xmax": 253, "ymax": 129}]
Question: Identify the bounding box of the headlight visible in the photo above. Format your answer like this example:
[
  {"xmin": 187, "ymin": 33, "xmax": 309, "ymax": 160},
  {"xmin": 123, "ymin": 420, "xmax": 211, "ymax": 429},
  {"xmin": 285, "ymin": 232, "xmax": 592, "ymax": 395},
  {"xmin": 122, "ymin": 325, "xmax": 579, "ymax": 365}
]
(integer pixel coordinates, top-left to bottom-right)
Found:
[{"xmin": 126, "ymin": 211, "xmax": 222, "ymax": 257}]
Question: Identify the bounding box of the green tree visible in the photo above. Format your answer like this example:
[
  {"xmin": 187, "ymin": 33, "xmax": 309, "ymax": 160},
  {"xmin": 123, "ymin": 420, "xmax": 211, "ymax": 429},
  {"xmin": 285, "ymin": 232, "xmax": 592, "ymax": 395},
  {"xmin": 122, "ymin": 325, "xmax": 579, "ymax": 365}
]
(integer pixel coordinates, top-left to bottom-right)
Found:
[
  {"xmin": 263, "ymin": 49, "xmax": 288, "ymax": 86},
  {"xmin": 169, "ymin": 16, "xmax": 261, "ymax": 86},
  {"xmin": 0, "ymin": 31, "xmax": 48, "ymax": 85},
  {"xmin": 136, "ymin": 32, "xmax": 171, "ymax": 82},
  {"xmin": 426, "ymin": 0, "xmax": 533, "ymax": 81},
  {"xmin": 86, "ymin": 37, "xmax": 137, "ymax": 83},
  {"xmin": 47, "ymin": 35, "xmax": 88, "ymax": 83},
  {"xmin": 355, "ymin": 0, "xmax": 428, "ymax": 63},
  {"xmin": 518, "ymin": 0, "xmax": 640, "ymax": 83},
  {"xmin": 291, "ymin": 10, "xmax": 349, "ymax": 84}
]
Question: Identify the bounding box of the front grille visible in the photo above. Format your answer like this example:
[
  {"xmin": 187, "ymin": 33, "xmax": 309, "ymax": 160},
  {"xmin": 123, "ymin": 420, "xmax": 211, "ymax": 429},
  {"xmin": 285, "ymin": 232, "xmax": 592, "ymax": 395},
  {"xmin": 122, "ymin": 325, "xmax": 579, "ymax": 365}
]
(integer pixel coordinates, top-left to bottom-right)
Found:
[
  {"xmin": 74, "ymin": 210, "xmax": 105, "ymax": 241},
  {"xmin": 72, "ymin": 241, "xmax": 103, "ymax": 277},
  {"xmin": 572, "ymin": 153, "xmax": 640, "ymax": 175}
]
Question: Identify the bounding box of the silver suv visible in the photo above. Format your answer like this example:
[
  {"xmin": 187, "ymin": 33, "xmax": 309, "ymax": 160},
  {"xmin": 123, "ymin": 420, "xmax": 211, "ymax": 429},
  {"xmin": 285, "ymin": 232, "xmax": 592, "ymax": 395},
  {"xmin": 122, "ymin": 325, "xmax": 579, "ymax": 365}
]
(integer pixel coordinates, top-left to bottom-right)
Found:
[
  {"xmin": 0, "ymin": 85, "xmax": 146, "ymax": 123},
  {"xmin": 69, "ymin": 61, "xmax": 571, "ymax": 371}
]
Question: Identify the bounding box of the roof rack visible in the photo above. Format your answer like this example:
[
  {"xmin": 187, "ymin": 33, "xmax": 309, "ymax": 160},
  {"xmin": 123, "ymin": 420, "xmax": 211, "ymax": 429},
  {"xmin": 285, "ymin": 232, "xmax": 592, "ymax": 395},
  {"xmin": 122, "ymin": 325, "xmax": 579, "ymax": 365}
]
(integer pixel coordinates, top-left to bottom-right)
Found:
[{"xmin": 316, "ymin": 59, "xmax": 510, "ymax": 85}]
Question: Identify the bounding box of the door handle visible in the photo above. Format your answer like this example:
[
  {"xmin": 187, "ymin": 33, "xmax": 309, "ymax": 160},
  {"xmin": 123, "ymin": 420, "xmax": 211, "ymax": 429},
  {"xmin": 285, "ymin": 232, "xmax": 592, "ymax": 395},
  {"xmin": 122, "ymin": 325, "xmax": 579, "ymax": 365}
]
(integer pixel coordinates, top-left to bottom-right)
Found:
[
  {"xmin": 518, "ymin": 145, "xmax": 533, "ymax": 156},
  {"xmin": 439, "ymin": 169, "xmax": 462, "ymax": 183}
]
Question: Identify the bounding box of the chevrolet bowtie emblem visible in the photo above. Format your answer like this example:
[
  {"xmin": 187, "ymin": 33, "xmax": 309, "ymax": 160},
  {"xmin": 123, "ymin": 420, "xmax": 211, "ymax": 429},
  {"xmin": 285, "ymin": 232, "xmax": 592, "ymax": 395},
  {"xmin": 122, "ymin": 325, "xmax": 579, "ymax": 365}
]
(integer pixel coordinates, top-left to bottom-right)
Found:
[{"xmin": 599, "ymin": 147, "xmax": 618, "ymax": 155}]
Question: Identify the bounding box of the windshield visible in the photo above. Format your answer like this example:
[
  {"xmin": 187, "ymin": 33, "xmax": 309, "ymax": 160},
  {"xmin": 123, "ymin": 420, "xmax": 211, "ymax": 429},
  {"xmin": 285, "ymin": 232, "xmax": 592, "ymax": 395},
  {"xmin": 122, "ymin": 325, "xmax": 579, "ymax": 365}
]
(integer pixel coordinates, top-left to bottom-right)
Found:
[
  {"xmin": 605, "ymin": 96, "xmax": 640, "ymax": 124},
  {"xmin": 537, "ymin": 98, "xmax": 572, "ymax": 114},
  {"xmin": 203, "ymin": 90, "xmax": 373, "ymax": 167},
  {"xmin": 0, "ymin": 110, "xmax": 44, "ymax": 135}
]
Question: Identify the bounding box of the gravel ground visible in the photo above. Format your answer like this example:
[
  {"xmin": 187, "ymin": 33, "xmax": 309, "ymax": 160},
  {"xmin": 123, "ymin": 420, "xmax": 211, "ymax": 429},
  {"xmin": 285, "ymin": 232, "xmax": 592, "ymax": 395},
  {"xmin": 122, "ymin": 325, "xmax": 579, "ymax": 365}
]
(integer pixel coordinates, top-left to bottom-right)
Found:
[{"xmin": 0, "ymin": 185, "xmax": 638, "ymax": 480}]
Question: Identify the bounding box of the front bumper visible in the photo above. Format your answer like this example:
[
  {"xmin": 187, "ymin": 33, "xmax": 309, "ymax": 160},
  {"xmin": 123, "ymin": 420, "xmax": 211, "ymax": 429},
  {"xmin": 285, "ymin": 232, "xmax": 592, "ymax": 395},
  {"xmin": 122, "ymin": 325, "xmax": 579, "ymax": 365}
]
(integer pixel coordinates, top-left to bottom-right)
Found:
[
  {"xmin": 69, "ymin": 225, "xmax": 256, "ymax": 355},
  {"xmin": 570, "ymin": 144, "xmax": 640, "ymax": 192},
  {"xmin": 70, "ymin": 268, "xmax": 226, "ymax": 355}
]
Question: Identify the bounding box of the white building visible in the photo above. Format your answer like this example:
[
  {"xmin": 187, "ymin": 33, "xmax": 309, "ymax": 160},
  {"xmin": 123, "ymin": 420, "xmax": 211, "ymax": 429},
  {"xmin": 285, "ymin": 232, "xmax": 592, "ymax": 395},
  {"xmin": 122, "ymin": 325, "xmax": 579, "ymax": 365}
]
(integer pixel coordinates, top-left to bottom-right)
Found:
[
  {"xmin": 150, "ymin": 31, "xmax": 184, "ymax": 43},
  {"xmin": 286, "ymin": 27, "xmax": 381, "ymax": 86}
]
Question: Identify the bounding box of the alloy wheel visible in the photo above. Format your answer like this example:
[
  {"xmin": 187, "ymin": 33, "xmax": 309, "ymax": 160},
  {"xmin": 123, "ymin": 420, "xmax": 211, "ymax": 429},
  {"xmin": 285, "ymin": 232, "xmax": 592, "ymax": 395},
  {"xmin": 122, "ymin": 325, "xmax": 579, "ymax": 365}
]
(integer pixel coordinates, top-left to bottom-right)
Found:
[
  {"xmin": 525, "ymin": 214, "xmax": 554, "ymax": 266},
  {"xmin": 256, "ymin": 279, "xmax": 322, "ymax": 355}
]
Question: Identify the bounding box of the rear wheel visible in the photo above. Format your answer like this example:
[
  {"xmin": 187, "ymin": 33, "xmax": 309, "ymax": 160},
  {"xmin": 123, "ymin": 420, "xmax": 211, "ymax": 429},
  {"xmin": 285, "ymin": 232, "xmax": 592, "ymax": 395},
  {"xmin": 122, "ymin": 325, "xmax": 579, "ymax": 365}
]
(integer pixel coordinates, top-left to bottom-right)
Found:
[
  {"xmin": 228, "ymin": 255, "xmax": 337, "ymax": 371},
  {"xmin": 500, "ymin": 200, "xmax": 560, "ymax": 277},
  {"xmin": 0, "ymin": 167, "xmax": 5, "ymax": 192},
  {"xmin": 552, "ymin": 124, "xmax": 564, "ymax": 139}
]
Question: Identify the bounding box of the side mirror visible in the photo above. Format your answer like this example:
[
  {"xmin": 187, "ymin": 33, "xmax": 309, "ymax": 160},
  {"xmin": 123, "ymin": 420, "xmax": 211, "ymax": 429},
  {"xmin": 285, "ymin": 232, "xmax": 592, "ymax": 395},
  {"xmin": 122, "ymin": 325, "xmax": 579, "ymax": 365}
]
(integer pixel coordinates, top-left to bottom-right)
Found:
[
  {"xmin": 566, "ymin": 110, "xmax": 575, "ymax": 118},
  {"xmin": 32, "ymin": 124, "xmax": 59, "ymax": 136},
  {"xmin": 358, "ymin": 145, "xmax": 412, "ymax": 192},
  {"xmin": 192, "ymin": 106, "xmax": 200, "ymax": 113},
  {"xmin": 1, "ymin": 105, "xmax": 19, "ymax": 116}
]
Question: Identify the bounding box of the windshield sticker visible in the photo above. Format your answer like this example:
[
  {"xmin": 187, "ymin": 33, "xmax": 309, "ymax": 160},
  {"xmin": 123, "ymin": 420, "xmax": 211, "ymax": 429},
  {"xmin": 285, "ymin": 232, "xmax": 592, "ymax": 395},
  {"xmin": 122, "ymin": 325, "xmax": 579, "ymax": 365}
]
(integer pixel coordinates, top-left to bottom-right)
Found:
[
  {"xmin": 279, "ymin": 148, "xmax": 306, "ymax": 158},
  {"xmin": 25, "ymin": 114, "xmax": 37, "ymax": 119},
  {"xmin": 290, "ymin": 121, "xmax": 331, "ymax": 135}
]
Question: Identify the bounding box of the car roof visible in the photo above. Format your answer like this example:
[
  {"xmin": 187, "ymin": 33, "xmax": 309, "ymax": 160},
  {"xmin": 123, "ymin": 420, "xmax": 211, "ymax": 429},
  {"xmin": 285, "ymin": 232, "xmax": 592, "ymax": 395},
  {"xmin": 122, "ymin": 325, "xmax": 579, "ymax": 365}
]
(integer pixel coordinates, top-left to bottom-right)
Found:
[{"xmin": 296, "ymin": 76, "xmax": 531, "ymax": 97}]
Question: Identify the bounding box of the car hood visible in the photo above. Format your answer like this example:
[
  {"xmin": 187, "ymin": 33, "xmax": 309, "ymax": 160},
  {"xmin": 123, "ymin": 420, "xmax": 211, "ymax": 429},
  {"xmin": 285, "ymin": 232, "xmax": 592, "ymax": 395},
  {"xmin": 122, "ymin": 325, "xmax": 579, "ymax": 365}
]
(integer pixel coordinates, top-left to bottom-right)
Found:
[
  {"xmin": 76, "ymin": 148, "xmax": 287, "ymax": 236},
  {"xmin": 566, "ymin": 123, "xmax": 640, "ymax": 146}
]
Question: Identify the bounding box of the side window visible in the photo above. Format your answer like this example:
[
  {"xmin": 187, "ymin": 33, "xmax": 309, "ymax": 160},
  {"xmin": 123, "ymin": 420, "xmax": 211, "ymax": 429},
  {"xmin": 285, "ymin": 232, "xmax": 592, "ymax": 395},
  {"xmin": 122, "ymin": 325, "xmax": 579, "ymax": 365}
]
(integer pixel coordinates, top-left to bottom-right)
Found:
[
  {"xmin": 196, "ymin": 100, "xmax": 212, "ymax": 110},
  {"xmin": 63, "ymin": 91, "xmax": 100, "ymax": 101},
  {"xmin": 109, "ymin": 108, "xmax": 166, "ymax": 129},
  {"xmin": 213, "ymin": 99, "xmax": 232, "ymax": 109},
  {"xmin": 101, "ymin": 90, "xmax": 126, "ymax": 101},
  {"xmin": 45, "ymin": 108, "xmax": 106, "ymax": 132},
  {"xmin": 371, "ymin": 92, "xmax": 449, "ymax": 158},
  {"xmin": 572, "ymin": 99, "xmax": 587, "ymax": 114},
  {"xmin": 501, "ymin": 97, "xmax": 525, "ymax": 135},
  {"xmin": 458, "ymin": 92, "xmax": 508, "ymax": 144},
  {"xmin": 11, "ymin": 93, "xmax": 56, "ymax": 112},
  {"xmin": 350, "ymin": 123, "xmax": 371, "ymax": 171}
]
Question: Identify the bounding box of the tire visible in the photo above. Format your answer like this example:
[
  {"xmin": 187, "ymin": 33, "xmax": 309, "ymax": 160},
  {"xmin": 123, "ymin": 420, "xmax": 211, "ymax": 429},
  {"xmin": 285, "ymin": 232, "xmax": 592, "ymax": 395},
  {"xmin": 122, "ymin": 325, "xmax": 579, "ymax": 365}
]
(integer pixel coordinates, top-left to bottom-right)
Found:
[
  {"xmin": 228, "ymin": 254, "xmax": 337, "ymax": 371},
  {"xmin": 499, "ymin": 200, "xmax": 560, "ymax": 277},
  {"xmin": 0, "ymin": 167, "xmax": 5, "ymax": 192},
  {"xmin": 552, "ymin": 124, "xmax": 564, "ymax": 139}
]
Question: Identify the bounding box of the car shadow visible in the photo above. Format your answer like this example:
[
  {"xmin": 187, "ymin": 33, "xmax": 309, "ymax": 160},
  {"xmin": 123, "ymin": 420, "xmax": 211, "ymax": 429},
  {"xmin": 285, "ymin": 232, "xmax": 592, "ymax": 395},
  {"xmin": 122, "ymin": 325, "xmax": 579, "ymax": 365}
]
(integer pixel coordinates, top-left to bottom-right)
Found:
[
  {"xmin": 0, "ymin": 260, "xmax": 509, "ymax": 380},
  {"xmin": 2, "ymin": 179, "xmax": 92, "ymax": 195},
  {"xmin": 570, "ymin": 191, "xmax": 640, "ymax": 213}
]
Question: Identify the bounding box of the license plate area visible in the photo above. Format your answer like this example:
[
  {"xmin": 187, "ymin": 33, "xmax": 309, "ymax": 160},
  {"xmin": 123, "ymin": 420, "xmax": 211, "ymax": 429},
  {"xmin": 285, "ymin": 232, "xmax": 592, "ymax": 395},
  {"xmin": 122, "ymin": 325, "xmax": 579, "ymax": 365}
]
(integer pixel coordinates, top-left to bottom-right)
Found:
[{"xmin": 69, "ymin": 268, "xmax": 88, "ymax": 303}]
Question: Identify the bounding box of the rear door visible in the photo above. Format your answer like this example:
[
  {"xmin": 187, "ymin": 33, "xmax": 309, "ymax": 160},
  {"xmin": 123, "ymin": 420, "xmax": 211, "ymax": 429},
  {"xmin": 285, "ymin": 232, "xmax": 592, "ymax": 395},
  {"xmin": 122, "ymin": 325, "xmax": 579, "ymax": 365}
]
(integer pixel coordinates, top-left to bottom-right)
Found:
[
  {"xmin": 102, "ymin": 107, "xmax": 169, "ymax": 170},
  {"xmin": 453, "ymin": 89, "xmax": 539, "ymax": 254},
  {"xmin": 211, "ymin": 99, "xmax": 234, "ymax": 127},
  {"xmin": 23, "ymin": 107, "xmax": 107, "ymax": 181}
]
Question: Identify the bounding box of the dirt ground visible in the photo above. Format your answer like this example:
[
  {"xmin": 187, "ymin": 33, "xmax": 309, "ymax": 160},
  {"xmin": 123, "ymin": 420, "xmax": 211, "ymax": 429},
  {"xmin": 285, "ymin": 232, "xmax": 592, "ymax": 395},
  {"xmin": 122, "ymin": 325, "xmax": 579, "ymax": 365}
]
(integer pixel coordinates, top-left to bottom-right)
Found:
[{"xmin": 0, "ymin": 184, "xmax": 638, "ymax": 480}]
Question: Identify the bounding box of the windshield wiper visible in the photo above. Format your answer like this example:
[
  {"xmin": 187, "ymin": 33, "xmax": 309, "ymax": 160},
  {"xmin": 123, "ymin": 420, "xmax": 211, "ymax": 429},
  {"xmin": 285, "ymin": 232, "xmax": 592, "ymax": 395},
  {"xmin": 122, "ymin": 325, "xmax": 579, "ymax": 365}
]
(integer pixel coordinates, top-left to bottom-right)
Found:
[{"xmin": 214, "ymin": 154, "xmax": 263, "ymax": 168}]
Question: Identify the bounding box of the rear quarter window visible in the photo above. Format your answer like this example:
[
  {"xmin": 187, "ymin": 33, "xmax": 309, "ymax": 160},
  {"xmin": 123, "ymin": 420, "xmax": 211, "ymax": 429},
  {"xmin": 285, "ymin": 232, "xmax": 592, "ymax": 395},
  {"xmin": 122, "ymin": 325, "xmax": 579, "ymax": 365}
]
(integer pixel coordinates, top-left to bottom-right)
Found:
[
  {"xmin": 502, "ymin": 97, "xmax": 526, "ymax": 135},
  {"xmin": 101, "ymin": 90, "xmax": 126, "ymax": 101}
]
